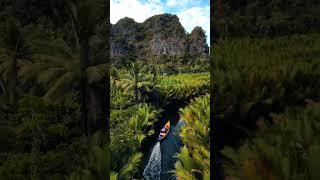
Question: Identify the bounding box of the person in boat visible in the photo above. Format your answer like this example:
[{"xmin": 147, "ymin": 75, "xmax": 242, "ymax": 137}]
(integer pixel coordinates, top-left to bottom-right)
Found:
[{"xmin": 159, "ymin": 124, "xmax": 170, "ymax": 140}]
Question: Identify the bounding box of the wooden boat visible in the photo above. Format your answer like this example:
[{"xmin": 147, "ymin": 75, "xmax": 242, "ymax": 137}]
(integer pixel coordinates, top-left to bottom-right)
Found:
[{"xmin": 158, "ymin": 121, "xmax": 170, "ymax": 141}]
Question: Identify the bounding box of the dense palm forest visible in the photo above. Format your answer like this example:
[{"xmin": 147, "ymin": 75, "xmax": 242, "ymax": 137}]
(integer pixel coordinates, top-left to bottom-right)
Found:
[
  {"xmin": 212, "ymin": 1, "xmax": 320, "ymax": 179},
  {"xmin": 110, "ymin": 58, "xmax": 210, "ymax": 179},
  {"xmin": 212, "ymin": 0, "xmax": 320, "ymax": 38},
  {"xmin": 175, "ymin": 94, "xmax": 210, "ymax": 179},
  {"xmin": 0, "ymin": 0, "xmax": 108, "ymax": 179},
  {"xmin": 213, "ymin": 35, "xmax": 320, "ymax": 179}
]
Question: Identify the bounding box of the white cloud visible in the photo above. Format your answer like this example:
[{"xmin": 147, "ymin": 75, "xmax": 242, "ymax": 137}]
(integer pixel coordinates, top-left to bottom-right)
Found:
[
  {"xmin": 177, "ymin": 6, "xmax": 210, "ymax": 43},
  {"xmin": 166, "ymin": 0, "xmax": 200, "ymax": 7},
  {"xmin": 110, "ymin": 0, "xmax": 164, "ymax": 24},
  {"xmin": 166, "ymin": 0, "xmax": 180, "ymax": 6}
]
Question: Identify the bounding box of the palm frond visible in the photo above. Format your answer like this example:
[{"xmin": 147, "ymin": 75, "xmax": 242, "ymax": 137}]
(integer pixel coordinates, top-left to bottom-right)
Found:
[
  {"xmin": 86, "ymin": 63, "xmax": 107, "ymax": 84},
  {"xmin": 43, "ymin": 72, "xmax": 78, "ymax": 102},
  {"xmin": 118, "ymin": 152, "xmax": 143, "ymax": 179},
  {"xmin": 110, "ymin": 172, "xmax": 118, "ymax": 180}
]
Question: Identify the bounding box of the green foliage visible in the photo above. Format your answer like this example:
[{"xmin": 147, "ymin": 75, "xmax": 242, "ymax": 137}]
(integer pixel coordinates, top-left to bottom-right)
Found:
[
  {"xmin": 118, "ymin": 152, "xmax": 143, "ymax": 180},
  {"xmin": 110, "ymin": 103, "xmax": 160, "ymax": 168},
  {"xmin": 110, "ymin": 102, "xmax": 160, "ymax": 154},
  {"xmin": 174, "ymin": 146, "xmax": 195, "ymax": 179},
  {"xmin": 111, "ymin": 66, "xmax": 120, "ymax": 86},
  {"xmin": 0, "ymin": 96, "xmax": 86, "ymax": 180},
  {"xmin": 110, "ymin": 171, "xmax": 118, "ymax": 180},
  {"xmin": 212, "ymin": 0, "xmax": 320, "ymax": 38},
  {"xmin": 129, "ymin": 103, "xmax": 158, "ymax": 131},
  {"xmin": 0, "ymin": 144, "xmax": 85, "ymax": 180},
  {"xmin": 9, "ymin": 95, "xmax": 78, "ymax": 151},
  {"xmin": 0, "ymin": 0, "xmax": 108, "ymax": 178},
  {"xmin": 116, "ymin": 62, "xmax": 153, "ymax": 103},
  {"xmin": 111, "ymin": 62, "xmax": 168, "ymax": 178},
  {"xmin": 155, "ymin": 73, "xmax": 209, "ymax": 104},
  {"xmin": 214, "ymin": 34, "xmax": 320, "ymax": 131},
  {"xmin": 109, "ymin": 152, "xmax": 143, "ymax": 180},
  {"xmin": 19, "ymin": 26, "xmax": 107, "ymax": 103},
  {"xmin": 0, "ymin": 18, "xmax": 47, "ymax": 104},
  {"xmin": 174, "ymin": 95, "xmax": 210, "ymax": 179},
  {"xmin": 129, "ymin": 103, "xmax": 158, "ymax": 146},
  {"xmin": 111, "ymin": 59, "xmax": 209, "ymax": 178},
  {"xmin": 214, "ymin": 34, "xmax": 320, "ymax": 178},
  {"xmin": 67, "ymin": 131, "xmax": 108, "ymax": 180},
  {"xmin": 222, "ymin": 101, "xmax": 320, "ymax": 180}
]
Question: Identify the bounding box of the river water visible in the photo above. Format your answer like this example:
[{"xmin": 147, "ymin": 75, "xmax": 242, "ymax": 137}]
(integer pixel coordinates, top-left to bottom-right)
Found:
[
  {"xmin": 143, "ymin": 119, "xmax": 184, "ymax": 180},
  {"xmin": 143, "ymin": 142, "xmax": 161, "ymax": 179}
]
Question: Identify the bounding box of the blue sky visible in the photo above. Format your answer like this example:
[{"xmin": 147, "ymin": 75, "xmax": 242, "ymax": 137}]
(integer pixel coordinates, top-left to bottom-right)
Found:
[{"xmin": 110, "ymin": 0, "xmax": 210, "ymax": 45}]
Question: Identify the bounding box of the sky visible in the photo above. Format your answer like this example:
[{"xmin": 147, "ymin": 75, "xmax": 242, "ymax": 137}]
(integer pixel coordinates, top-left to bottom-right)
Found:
[{"xmin": 110, "ymin": 0, "xmax": 210, "ymax": 45}]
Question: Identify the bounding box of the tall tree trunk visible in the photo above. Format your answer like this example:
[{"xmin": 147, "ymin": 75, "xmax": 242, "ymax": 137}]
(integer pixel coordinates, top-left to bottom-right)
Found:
[
  {"xmin": 9, "ymin": 57, "xmax": 17, "ymax": 105},
  {"xmin": 88, "ymin": 86, "xmax": 104, "ymax": 132},
  {"xmin": 82, "ymin": 46, "xmax": 107, "ymax": 137},
  {"xmin": 80, "ymin": 38, "xmax": 89, "ymax": 136}
]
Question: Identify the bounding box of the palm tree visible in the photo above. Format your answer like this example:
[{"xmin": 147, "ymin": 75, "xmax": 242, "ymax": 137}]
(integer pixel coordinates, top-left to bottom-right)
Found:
[
  {"xmin": 0, "ymin": 19, "xmax": 45, "ymax": 105},
  {"xmin": 221, "ymin": 102, "xmax": 320, "ymax": 180},
  {"xmin": 147, "ymin": 63, "xmax": 160, "ymax": 84},
  {"xmin": 20, "ymin": 35, "xmax": 106, "ymax": 100},
  {"xmin": 67, "ymin": 131, "xmax": 109, "ymax": 180},
  {"xmin": 111, "ymin": 66, "xmax": 119, "ymax": 87},
  {"xmin": 110, "ymin": 66, "xmax": 121, "ymax": 103},
  {"xmin": 110, "ymin": 152, "xmax": 143, "ymax": 180},
  {"xmin": 174, "ymin": 95, "xmax": 210, "ymax": 179},
  {"xmin": 116, "ymin": 62, "xmax": 153, "ymax": 103},
  {"xmin": 148, "ymin": 56, "xmax": 161, "ymax": 83},
  {"xmin": 129, "ymin": 103, "xmax": 157, "ymax": 146},
  {"xmin": 110, "ymin": 172, "xmax": 118, "ymax": 180},
  {"xmin": 66, "ymin": 0, "xmax": 106, "ymax": 136},
  {"xmin": 20, "ymin": 31, "xmax": 107, "ymax": 135},
  {"xmin": 174, "ymin": 146, "xmax": 203, "ymax": 180},
  {"xmin": 19, "ymin": 0, "xmax": 107, "ymax": 136}
]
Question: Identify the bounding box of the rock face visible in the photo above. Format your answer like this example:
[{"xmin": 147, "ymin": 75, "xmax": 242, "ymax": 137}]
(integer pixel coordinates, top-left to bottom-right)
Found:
[
  {"xmin": 150, "ymin": 34, "xmax": 186, "ymax": 55},
  {"xmin": 111, "ymin": 17, "xmax": 139, "ymax": 56},
  {"xmin": 188, "ymin": 26, "xmax": 209, "ymax": 56},
  {"xmin": 110, "ymin": 13, "xmax": 209, "ymax": 61},
  {"xmin": 111, "ymin": 17, "xmax": 138, "ymax": 42}
]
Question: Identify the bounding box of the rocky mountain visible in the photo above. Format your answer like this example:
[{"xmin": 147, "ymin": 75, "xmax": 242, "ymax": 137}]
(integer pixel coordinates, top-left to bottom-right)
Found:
[{"xmin": 110, "ymin": 14, "xmax": 209, "ymax": 62}]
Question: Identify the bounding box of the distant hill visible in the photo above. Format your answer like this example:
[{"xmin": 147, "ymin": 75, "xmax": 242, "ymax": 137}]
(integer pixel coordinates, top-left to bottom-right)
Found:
[{"xmin": 111, "ymin": 14, "xmax": 209, "ymax": 63}]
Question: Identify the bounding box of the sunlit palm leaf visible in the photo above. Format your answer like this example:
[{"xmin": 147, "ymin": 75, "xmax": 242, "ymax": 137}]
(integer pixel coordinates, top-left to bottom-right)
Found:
[
  {"xmin": 110, "ymin": 172, "xmax": 118, "ymax": 180},
  {"xmin": 118, "ymin": 152, "xmax": 143, "ymax": 179}
]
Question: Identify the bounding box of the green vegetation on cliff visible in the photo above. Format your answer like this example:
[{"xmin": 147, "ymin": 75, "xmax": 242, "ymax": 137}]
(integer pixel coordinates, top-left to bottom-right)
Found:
[{"xmin": 111, "ymin": 13, "xmax": 209, "ymax": 66}]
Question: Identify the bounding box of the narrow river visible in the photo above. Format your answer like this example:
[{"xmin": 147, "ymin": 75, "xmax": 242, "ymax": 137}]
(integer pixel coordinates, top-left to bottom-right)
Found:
[
  {"xmin": 142, "ymin": 104, "xmax": 185, "ymax": 180},
  {"xmin": 159, "ymin": 119, "xmax": 184, "ymax": 179}
]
